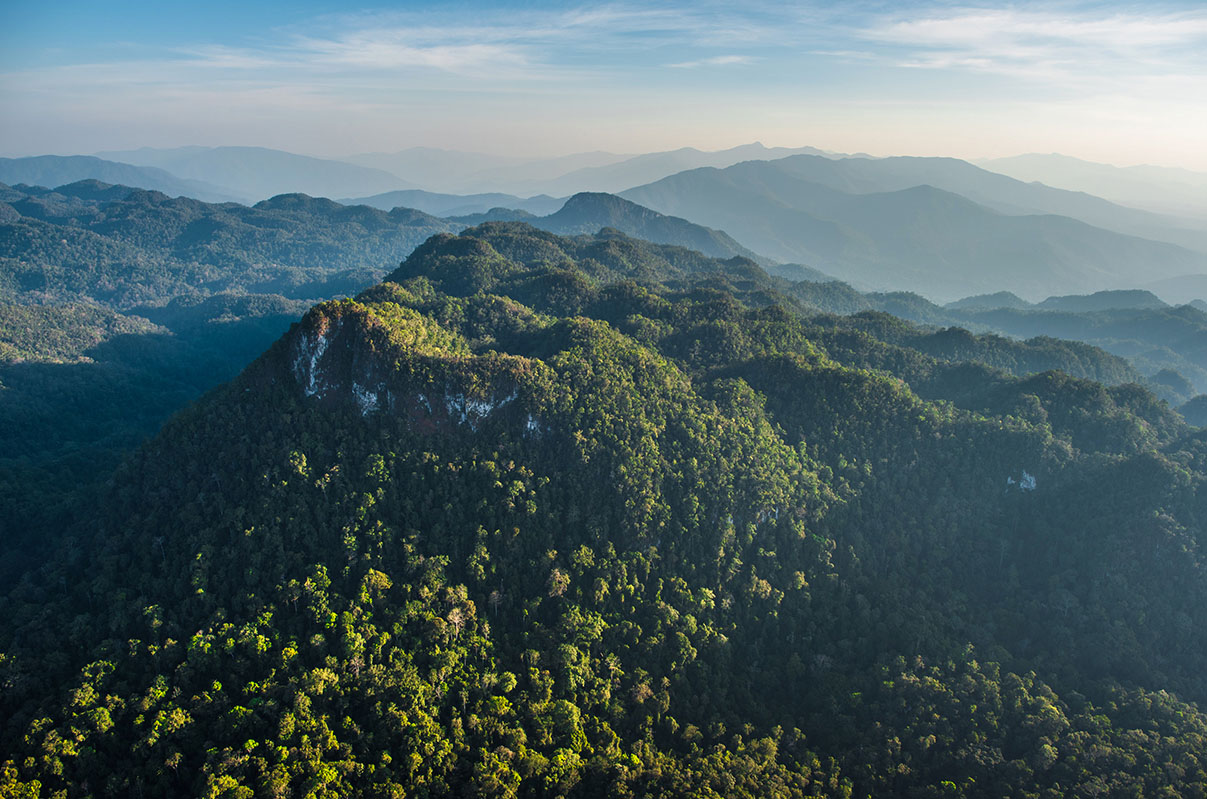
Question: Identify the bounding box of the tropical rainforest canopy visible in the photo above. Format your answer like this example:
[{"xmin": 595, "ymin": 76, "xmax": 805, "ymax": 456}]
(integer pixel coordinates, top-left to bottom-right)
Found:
[{"xmin": 2, "ymin": 223, "xmax": 1205, "ymax": 797}]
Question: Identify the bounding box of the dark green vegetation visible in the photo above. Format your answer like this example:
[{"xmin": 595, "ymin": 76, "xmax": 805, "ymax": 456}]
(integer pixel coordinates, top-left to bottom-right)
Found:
[
  {"xmin": 3, "ymin": 222, "xmax": 1206, "ymax": 797},
  {"xmin": 0, "ymin": 181, "xmax": 457, "ymax": 308},
  {"xmin": 0, "ymin": 295, "xmax": 311, "ymax": 585},
  {"xmin": 793, "ymin": 285, "xmax": 1207, "ymax": 405},
  {"xmin": 0, "ymin": 156, "xmax": 235, "ymax": 204},
  {"xmin": 0, "ymin": 180, "xmax": 460, "ymax": 584}
]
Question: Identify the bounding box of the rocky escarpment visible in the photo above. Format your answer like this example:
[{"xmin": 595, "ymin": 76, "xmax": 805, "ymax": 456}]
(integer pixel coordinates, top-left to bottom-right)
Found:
[{"xmin": 285, "ymin": 299, "xmax": 545, "ymax": 435}]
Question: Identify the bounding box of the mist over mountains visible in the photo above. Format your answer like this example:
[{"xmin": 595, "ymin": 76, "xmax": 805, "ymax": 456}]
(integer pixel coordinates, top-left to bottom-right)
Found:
[
  {"xmin": 620, "ymin": 156, "xmax": 1207, "ymax": 301},
  {"xmin": 96, "ymin": 146, "xmax": 415, "ymax": 204},
  {"xmin": 0, "ymin": 155, "xmax": 238, "ymax": 204},
  {"xmin": 980, "ymin": 153, "xmax": 1207, "ymax": 221},
  {"xmin": 344, "ymin": 142, "xmax": 841, "ymax": 196},
  {"xmin": 8, "ymin": 141, "xmax": 1207, "ymax": 307}
]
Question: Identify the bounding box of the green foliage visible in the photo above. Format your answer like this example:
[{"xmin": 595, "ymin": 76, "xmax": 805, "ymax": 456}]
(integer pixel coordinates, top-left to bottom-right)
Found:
[
  {"xmin": 0, "ymin": 182, "xmax": 457, "ymax": 308},
  {"xmin": 3, "ymin": 223, "xmax": 1207, "ymax": 797}
]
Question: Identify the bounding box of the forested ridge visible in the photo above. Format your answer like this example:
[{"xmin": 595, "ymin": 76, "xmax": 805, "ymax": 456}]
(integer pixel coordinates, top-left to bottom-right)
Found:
[
  {"xmin": 2, "ymin": 223, "xmax": 1205, "ymax": 797},
  {"xmin": 0, "ymin": 180, "xmax": 456, "ymax": 308}
]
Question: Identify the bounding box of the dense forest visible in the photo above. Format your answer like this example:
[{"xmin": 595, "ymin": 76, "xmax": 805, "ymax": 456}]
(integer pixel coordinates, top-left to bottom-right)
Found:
[
  {"xmin": 6, "ymin": 179, "xmax": 1187, "ymax": 593},
  {"xmin": 2, "ymin": 222, "xmax": 1205, "ymax": 797},
  {"xmin": 0, "ymin": 180, "xmax": 456, "ymax": 308}
]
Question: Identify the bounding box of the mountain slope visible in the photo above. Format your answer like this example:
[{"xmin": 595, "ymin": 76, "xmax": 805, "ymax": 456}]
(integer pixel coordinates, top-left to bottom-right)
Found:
[
  {"xmin": 754, "ymin": 154, "xmax": 1207, "ymax": 254},
  {"xmin": 620, "ymin": 161, "xmax": 1207, "ymax": 301},
  {"xmin": 341, "ymin": 147, "xmax": 631, "ymax": 194},
  {"xmin": 3, "ymin": 223, "xmax": 1205, "ymax": 796},
  {"xmin": 508, "ymin": 142, "xmax": 837, "ymax": 196},
  {"xmin": 980, "ymin": 153, "xmax": 1207, "ymax": 221},
  {"xmin": 529, "ymin": 192, "xmax": 767, "ymax": 263},
  {"xmin": 342, "ymin": 188, "xmax": 564, "ymax": 217},
  {"xmin": 97, "ymin": 146, "xmax": 415, "ymax": 203},
  {"xmin": 0, "ymin": 181, "xmax": 457, "ymax": 308},
  {"xmin": 0, "ymin": 155, "xmax": 237, "ymax": 203}
]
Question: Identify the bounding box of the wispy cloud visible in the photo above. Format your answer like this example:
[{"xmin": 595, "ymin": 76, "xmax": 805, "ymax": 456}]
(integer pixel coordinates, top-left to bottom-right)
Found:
[
  {"xmin": 859, "ymin": 6, "xmax": 1207, "ymax": 86},
  {"xmin": 667, "ymin": 55, "xmax": 755, "ymax": 69},
  {"xmin": 4, "ymin": 1, "xmax": 1206, "ymax": 168}
]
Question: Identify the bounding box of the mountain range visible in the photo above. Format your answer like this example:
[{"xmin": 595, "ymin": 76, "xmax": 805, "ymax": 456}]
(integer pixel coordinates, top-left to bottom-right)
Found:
[
  {"xmin": 0, "ymin": 180, "xmax": 457, "ymax": 308},
  {"xmin": 4, "ymin": 222, "xmax": 1207, "ymax": 796},
  {"xmin": 96, "ymin": 146, "xmax": 415, "ymax": 204},
  {"xmin": 980, "ymin": 153, "xmax": 1207, "ymax": 221},
  {"xmin": 343, "ymin": 142, "xmax": 841, "ymax": 196},
  {"xmin": 342, "ymin": 189, "xmax": 564, "ymax": 217},
  {"xmin": 8, "ymin": 145, "xmax": 1207, "ymax": 306},
  {"xmin": 620, "ymin": 156, "xmax": 1207, "ymax": 301},
  {"xmin": 0, "ymin": 155, "xmax": 237, "ymax": 204}
]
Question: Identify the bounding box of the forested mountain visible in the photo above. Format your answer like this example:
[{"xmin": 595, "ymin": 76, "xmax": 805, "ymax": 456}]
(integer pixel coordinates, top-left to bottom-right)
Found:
[
  {"xmin": 0, "ymin": 156, "xmax": 236, "ymax": 204},
  {"xmin": 1033, "ymin": 290, "xmax": 1168, "ymax": 312},
  {"xmin": 0, "ymin": 181, "xmax": 458, "ymax": 587},
  {"xmin": 810, "ymin": 286, "xmax": 1207, "ymax": 400},
  {"xmin": 0, "ymin": 181, "xmax": 457, "ymax": 308},
  {"xmin": 95, "ymin": 147, "xmax": 415, "ymax": 204},
  {"xmin": 528, "ymin": 193, "xmax": 766, "ymax": 264},
  {"xmin": 342, "ymin": 189, "xmax": 563, "ymax": 218},
  {"xmin": 620, "ymin": 159, "xmax": 1207, "ymax": 300},
  {"xmin": 0, "ymin": 294, "xmax": 311, "ymax": 584},
  {"xmin": 3, "ymin": 223, "xmax": 1207, "ymax": 797}
]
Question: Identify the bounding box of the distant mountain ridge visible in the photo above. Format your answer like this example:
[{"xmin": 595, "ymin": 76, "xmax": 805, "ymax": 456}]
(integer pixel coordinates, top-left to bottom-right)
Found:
[
  {"xmin": 96, "ymin": 146, "xmax": 415, "ymax": 203},
  {"xmin": 620, "ymin": 158, "xmax": 1207, "ymax": 301},
  {"xmin": 513, "ymin": 142, "xmax": 839, "ymax": 197},
  {"xmin": 534, "ymin": 192, "xmax": 766, "ymax": 262},
  {"xmin": 341, "ymin": 142, "xmax": 843, "ymax": 195},
  {"xmin": 0, "ymin": 155, "xmax": 237, "ymax": 203},
  {"xmin": 342, "ymin": 147, "xmax": 630, "ymax": 194},
  {"xmin": 980, "ymin": 153, "xmax": 1207, "ymax": 221},
  {"xmin": 447, "ymin": 192, "xmax": 775, "ymax": 266},
  {"xmin": 705, "ymin": 154, "xmax": 1207, "ymax": 255},
  {"xmin": 343, "ymin": 189, "xmax": 563, "ymax": 217}
]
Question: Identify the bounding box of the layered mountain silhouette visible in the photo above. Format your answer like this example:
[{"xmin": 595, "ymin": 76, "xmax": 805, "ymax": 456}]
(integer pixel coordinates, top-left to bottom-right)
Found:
[
  {"xmin": 516, "ymin": 142, "xmax": 838, "ymax": 197},
  {"xmin": 980, "ymin": 153, "xmax": 1207, "ymax": 221},
  {"xmin": 620, "ymin": 157, "xmax": 1207, "ymax": 301},
  {"xmin": 343, "ymin": 147, "xmax": 630, "ymax": 194},
  {"xmin": 518, "ymin": 192, "xmax": 767, "ymax": 264},
  {"xmin": 96, "ymin": 146, "xmax": 414, "ymax": 203},
  {"xmin": 342, "ymin": 188, "xmax": 563, "ymax": 217},
  {"xmin": 0, "ymin": 155, "xmax": 237, "ymax": 203},
  {"xmin": 740, "ymin": 155, "xmax": 1207, "ymax": 254},
  {"xmin": 347, "ymin": 142, "xmax": 841, "ymax": 195}
]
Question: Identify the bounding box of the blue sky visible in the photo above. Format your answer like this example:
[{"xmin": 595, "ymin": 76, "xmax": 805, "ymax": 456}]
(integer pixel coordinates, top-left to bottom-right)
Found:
[{"xmin": 2, "ymin": 1, "xmax": 1206, "ymax": 168}]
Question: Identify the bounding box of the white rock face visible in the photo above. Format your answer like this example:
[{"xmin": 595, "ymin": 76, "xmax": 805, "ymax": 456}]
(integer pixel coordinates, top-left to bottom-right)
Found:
[
  {"xmin": 289, "ymin": 316, "xmax": 541, "ymax": 431},
  {"xmin": 293, "ymin": 327, "xmax": 331, "ymax": 398},
  {"xmin": 443, "ymin": 388, "xmax": 519, "ymax": 430},
  {"xmin": 352, "ymin": 382, "xmax": 380, "ymax": 416}
]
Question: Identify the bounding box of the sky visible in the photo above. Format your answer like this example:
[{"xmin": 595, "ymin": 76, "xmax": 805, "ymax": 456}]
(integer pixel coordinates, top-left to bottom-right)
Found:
[{"xmin": 2, "ymin": 0, "xmax": 1206, "ymax": 169}]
